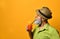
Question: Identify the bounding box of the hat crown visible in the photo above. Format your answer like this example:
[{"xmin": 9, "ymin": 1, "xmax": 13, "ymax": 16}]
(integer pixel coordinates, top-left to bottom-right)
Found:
[{"xmin": 39, "ymin": 7, "xmax": 52, "ymax": 19}]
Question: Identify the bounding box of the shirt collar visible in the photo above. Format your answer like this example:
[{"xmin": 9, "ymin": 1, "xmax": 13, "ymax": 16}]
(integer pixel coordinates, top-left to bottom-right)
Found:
[{"xmin": 38, "ymin": 23, "xmax": 49, "ymax": 32}]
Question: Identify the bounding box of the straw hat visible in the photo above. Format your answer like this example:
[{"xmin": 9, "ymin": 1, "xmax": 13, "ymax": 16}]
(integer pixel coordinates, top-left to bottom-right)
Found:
[{"xmin": 36, "ymin": 7, "xmax": 52, "ymax": 20}]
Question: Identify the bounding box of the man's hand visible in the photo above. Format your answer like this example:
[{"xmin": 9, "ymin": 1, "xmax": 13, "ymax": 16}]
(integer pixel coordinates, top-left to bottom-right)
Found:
[{"xmin": 26, "ymin": 24, "xmax": 32, "ymax": 31}]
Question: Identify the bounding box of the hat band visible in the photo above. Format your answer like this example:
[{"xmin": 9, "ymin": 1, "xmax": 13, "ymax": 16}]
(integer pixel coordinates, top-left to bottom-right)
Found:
[{"xmin": 38, "ymin": 10, "xmax": 50, "ymax": 19}]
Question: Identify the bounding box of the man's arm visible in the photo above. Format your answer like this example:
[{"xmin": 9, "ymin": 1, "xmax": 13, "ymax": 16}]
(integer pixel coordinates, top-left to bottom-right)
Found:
[
  {"xmin": 28, "ymin": 31, "xmax": 33, "ymax": 39},
  {"xmin": 26, "ymin": 24, "xmax": 33, "ymax": 39}
]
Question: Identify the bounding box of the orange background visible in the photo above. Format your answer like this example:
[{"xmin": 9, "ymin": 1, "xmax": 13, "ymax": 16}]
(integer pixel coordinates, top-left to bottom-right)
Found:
[{"xmin": 0, "ymin": 0, "xmax": 60, "ymax": 39}]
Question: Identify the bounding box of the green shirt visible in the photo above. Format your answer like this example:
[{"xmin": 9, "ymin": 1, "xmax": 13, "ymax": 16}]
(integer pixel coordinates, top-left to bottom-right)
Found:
[{"xmin": 33, "ymin": 23, "xmax": 60, "ymax": 39}]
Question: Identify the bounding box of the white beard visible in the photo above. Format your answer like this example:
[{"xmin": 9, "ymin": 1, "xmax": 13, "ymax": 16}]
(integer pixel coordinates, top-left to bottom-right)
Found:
[{"xmin": 34, "ymin": 19, "xmax": 41, "ymax": 25}]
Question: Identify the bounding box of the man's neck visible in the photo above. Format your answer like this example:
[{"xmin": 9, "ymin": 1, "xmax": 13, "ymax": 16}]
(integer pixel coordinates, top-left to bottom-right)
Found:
[
  {"xmin": 38, "ymin": 21, "xmax": 47, "ymax": 30},
  {"xmin": 39, "ymin": 21, "xmax": 47, "ymax": 27}
]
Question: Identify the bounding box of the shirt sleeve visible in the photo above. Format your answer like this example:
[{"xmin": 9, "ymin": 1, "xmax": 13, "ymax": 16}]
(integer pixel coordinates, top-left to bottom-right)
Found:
[
  {"xmin": 32, "ymin": 25, "xmax": 38, "ymax": 33},
  {"xmin": 50, "ymin": 29, "xmax": 60, "ymax": 39},
  {"xmin": 41, "ymin": 36, "xmax": 50, "ymax": 39}
]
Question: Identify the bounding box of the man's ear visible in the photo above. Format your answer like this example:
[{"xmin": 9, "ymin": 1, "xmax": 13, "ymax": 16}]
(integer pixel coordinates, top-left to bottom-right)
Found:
[{"xmin": 41, "ymin": 18, "xmax": 44, "ymax": 21}]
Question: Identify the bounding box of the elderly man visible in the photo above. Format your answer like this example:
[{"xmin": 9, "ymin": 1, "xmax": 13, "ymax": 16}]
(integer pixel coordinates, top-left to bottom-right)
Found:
[{"xmin": 26, "ymin": 7, "xmax": 60, "ymax": 39}]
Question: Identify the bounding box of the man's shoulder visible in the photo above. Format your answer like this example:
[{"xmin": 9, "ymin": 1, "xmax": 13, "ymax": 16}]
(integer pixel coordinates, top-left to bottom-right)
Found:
[
  {"xmin": 48, "ymin": 25, "xmax": 59, "ymax": 34},
  {"xmin": 48, "ymin": 25, "xmax": 55, "ymax": 31},
  {"xmin": 49, "ymin": 25, "xmax": 57, "ymax": 31}
]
